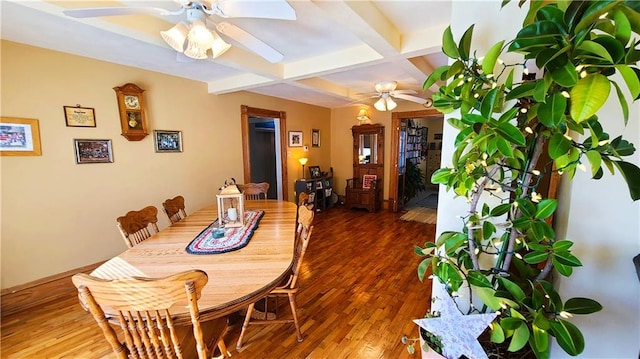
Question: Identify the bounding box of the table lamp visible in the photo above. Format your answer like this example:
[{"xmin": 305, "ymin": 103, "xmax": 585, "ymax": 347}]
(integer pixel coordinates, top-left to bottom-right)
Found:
[{"xmin": 298, "ymin": 157, "xmax": 308, "ymax": 179}]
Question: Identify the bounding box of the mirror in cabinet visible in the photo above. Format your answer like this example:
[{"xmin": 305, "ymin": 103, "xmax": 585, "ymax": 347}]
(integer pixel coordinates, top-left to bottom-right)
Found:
[{"xmin": 346, "ymin": 124, "xmax": 384, "ymax": 212}]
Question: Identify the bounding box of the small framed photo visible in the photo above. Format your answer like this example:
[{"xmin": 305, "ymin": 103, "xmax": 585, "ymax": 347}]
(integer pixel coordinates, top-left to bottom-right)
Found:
[
  {"xmin": 315, "ymin": 180, "xmax": 323, "ymax": 189},
  {"xmin": 0, "ymin": 117, "xmax": 42, "ymax": 156},
  {"xmin": 308, "ymin": 165, "xmax": 321, "ymax": 179},
  {"xmin": 363, "ymin": 174, "xmax": 377, "ymax": 189},
  {"xmin": 154, "ymin": 130, "xmax": 183, "ymax": 153},
  {"xmin": 74, "ymin": 139, "xmax": 113, "ymax": 164},
  {"xmin": 63, "ymin": 106, "xmax": 96, "ymax": 127},
  {"xmin": 312, "ymin": 129, "xmax": 320, "ymax": 147},
  {"xmin": 434, "ymin": 133, "xmax": 443, "ymax": 140},
  {"xmin": 288, "ymin": 131, "xmax": 303, "ymax": 147}
]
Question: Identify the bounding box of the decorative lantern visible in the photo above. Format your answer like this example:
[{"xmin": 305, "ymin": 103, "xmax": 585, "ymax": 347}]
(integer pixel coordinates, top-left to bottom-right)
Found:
[{"xmin": 216, "ymin": 178, "xmax": 245, "ymax": 228}]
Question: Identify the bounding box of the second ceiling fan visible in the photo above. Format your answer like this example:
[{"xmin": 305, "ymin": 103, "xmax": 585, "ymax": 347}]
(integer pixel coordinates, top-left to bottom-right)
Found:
[{"xmin": 62, "ymin": 0, "xmax": 296, "ymax": 63}]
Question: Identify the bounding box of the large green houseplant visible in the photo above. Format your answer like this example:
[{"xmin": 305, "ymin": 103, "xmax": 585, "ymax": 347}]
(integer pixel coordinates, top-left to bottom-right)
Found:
[{"xmin": 416, "ymin": 1, "xmax": 640, "ymax": 358}]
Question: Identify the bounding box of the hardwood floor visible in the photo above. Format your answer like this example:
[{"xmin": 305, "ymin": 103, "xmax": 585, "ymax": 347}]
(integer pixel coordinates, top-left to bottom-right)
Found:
[{"xmin": 1, "ymin": 206, "xmax": 435, "ymax": 359}]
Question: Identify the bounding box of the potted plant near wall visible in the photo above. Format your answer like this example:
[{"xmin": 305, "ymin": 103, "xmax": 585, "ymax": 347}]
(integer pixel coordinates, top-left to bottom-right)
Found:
[{"xmin": 415, "ymin": 1, "xmax": 640, "ymax": 358}]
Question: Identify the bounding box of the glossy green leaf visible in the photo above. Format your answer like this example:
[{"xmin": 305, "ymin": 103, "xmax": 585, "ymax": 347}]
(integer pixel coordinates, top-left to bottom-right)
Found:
[
  {"xmin": 482, "ymin": 40, "xmax": 505, "ymax": 75},
  {"xmin": 458, "ymin": 24, "xmax": 475, "ymax": 61},
  {"xmin": 574, "ymin": 1, "xmax": 619, "ymax": 34},
  {"xmin": 550, "ymin": 319, "xmax": 584, "ymax": 355},
  {"xmin": 524, "ymin": 251, "xmax": 548, "ymax": 264},
  {"xmin": 538, "ymin": 93, "xmax": 567, "ymax": 127},
  {"xmin": 483, "ymin": 220, "xmax": 496, "ymax": 240},
  {"xmin": 516, "ymin": 198, "xmax": 536, "ymax": 218},
  {"xmin": 548, "ymin": 133, "xmax": 572, "ymax": 159},
  {"xmin": 475, "ymin": 286, "xmax": 502, "ymax": 311},
  {"xmin": 491, "ymin": 322, "xmax": 505, "ymax": 343},
  {"xmin": 533, "ymin": 310, "xmax": 551, "ymax": 330},
  {"xmin": 553, "ymin": 259, "xmax": 574, "ymax": 276},
  {"xmin": 481, "ymin": 88, "xmax": 500, "ymax": 118},
  {"xmin": 501, "ymin": 317, "xmax": 524, "ymax": 330},
  {"xmin": 508, "ymin": 324, "xmax": 530, "ymax": 352},
  {"xmin": 496, "ymin": 122, "xmax": 526, "ymax": 146},
  {"xmin": 585, "ymin": 150, "xmax": 602, "ymax": 178},
  {"xmin": 570, "ymin": 74, "xmax": 611, "ymax": 123},
  {"xmin": 553, "ymin": 240, "xmax": 573, "ymax": 251},
  {"xmin": 496, "ymin": 137, "xmax": 514, "ymax": 158},
  {"xmin": 506, "ymin": 81, "xmax": 537, "ymax": 100},
  {"xmin": 431, "ymin": 168, "xmax": 452, "ymax": 184},
  {"xmin": 442, "ymin": 26, "xmax": 460, "ymax": 59},
  {"xmin": 612, "ymin": 161, "xmax": 640, "ymax": 201},
  {"xmin": 531, "ymin": 325, "xmax": 549, "ymax": 354},
  {"xmin": 467, "ymin": 270, "xmax": 492, "ymax": 288},
  {"xmin": 551, "ymin": 62, "xmax": 578, "ymax": 87},
  {"xmin": 498, "ymin": 277, "xmax": 526, "ymax": 302},
  {"xmin": 535, "ymin": 199, "xmax": 557, "ymax": 219},
  {"xmin": 490, "ymin": 203, "xmax": 511, "ymax": 217},
  {"xmin": 509, "ymin": 21, "xmax": 562, "ymax": 53},
  {"xmin": 505, "ymin": 68, "xmax": 515, "ymax": 89},
  {"xmin": 612, "ymin": 81, "xmax": 630, "ymax": 126},
  {"xmin": 613, "ymin": 9, "xmax": 631, "ymax": 44},
  {"xmin": 417, "ymin": 258, "xmax": 430, "ymax": 281},
  {"xmin": 576, "ymin": 40, "xmax": 614, "ymax": 63},
  {"xmin": 554, "ymin": 251, "xmax": 583, "ymax": 267},
  {"xmin": 423, "ymin": 65, "xmax": 450, "ymax": 91},
  {"xmin": 564, "ymin": 297, "xmax": 603, "ymax": 314},
  {"xmin": 616, "ymin": 65, "xmax": 640, "ymax": 99}
]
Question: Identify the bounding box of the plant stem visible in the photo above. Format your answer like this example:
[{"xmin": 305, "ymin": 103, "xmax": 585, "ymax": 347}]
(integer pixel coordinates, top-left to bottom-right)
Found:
[{"xmin": 501, "ymin": 131, "xmax": 545, "ymax": 273}]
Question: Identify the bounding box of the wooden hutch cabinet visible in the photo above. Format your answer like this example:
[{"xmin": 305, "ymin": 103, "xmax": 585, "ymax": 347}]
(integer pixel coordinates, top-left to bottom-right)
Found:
[{"xmin": 345, "ymin": 123, "xmax": 384, "ymax": 212}]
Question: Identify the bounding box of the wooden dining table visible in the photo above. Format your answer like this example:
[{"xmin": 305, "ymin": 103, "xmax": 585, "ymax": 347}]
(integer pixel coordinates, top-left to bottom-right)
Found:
[{"xmin": 92, "ymin": 199, "xmax": 297, "ymax": 325}]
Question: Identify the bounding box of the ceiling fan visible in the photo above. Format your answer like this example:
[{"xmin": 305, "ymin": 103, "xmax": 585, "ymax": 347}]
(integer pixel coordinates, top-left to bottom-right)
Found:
[
  {"xmin": 62, "ymin": 0, "xmax": 296, "ymax": 63},
  {"xmin": 370, "ymin": 81, "xmax": 431, "ymax": 111}
]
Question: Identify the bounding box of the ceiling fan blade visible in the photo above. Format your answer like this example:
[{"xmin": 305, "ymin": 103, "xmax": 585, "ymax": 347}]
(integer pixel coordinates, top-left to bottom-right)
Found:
[
  {"xmin": 215, "ymin": 21, "xmax": 284, "ymax": 63},
  {"xmin": 215, "ymin": 0, "xmax": 296, "ymax": 20},
  {"xmin": 392, "ymin": 93, "xmax": 428, "ymax": 104},
  {"xmin": 391, "ymin": 89, "xmax": 418, "ymax": 95},
  {"xmin": 62, "ymin": 7, "xmax": 173, "ymax": 18}
]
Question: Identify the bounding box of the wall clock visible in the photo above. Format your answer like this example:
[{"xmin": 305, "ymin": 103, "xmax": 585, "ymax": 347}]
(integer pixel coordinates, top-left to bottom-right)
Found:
[{"xmin": 113, "ymin": 83, "xmax": 149, "ymax": 141}]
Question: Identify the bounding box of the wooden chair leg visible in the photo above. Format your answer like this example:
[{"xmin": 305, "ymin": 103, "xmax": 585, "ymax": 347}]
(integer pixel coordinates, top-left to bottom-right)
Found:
[
  {"xmin": 217, "ymin": 338, "xmax": 230, "ymax": 358},
  {"xmin": 236, "ymin": 302, "xmax": 255, "ymax": 350},
  {"xmin": 287, "ymin": 293, "xmax": 303, "ymax": 342}
]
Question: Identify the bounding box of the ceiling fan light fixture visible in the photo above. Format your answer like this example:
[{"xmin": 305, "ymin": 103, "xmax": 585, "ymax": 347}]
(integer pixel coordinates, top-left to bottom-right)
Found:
[
  {"xmin": 386, "ymin": 97, "xmax": 397, "ymax": 111},
  {"xmin": 187, "ymin": 20, "xmax": 215, "ymax": 49},
  {"xmin": 160, "ymin": 21, "xmax": 189, "ymax": 52},
  {"xmin": 184, "ymin": 44, "xmax": 208, "ymax": 60},
  {"xmin": 210, "ymin": 31, "xmax": 231, "ymax": 58},
  {"xmin": 374, "ymin": 97, "xmax": 387, "ymax": 111}
]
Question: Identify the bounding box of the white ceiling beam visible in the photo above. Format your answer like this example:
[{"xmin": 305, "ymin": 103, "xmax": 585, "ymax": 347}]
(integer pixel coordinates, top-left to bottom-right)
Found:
[{"xmin": 206, "ymin": 73, "xmax": 275, "ymax": 93}]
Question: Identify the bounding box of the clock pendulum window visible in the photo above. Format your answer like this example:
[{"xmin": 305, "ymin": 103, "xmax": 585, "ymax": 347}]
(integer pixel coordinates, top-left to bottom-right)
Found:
[{"xmin": 113, "ymin": 83, "xmax": 149, "ymax": 141}]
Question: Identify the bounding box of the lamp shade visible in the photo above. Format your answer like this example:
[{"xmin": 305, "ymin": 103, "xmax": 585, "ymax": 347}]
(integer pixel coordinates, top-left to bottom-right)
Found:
[
  {"xmin": 160, "ymin": 22, "xmax": 189, "ymax": 52},
  {"xmin": 356, "ymin": 108, "xmax": 371, "ymax": 124},
  {"xmin": 298, "ymin": 157, "xmax": 308, "ymax": 166}
]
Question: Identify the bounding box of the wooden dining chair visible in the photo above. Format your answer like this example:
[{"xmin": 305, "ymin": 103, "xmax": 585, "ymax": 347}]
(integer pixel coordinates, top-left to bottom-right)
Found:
[
  {"xmin": 239, "ymin": 182, "xmax": 269, "ymax": 200},
  {"xmin": 116, "ymin": 206, "xmax": 159, "ymax": 248},
  {"xmin": 162, "ymin": 195, "xmax": 187, "ymax": 224},
  {"xmin": 72, "ymin": 270, "xmax": 229, "ymax": 359},
  {"xmin": 236, "ymin": 197, "xmax": 315, "ymax": 349}
]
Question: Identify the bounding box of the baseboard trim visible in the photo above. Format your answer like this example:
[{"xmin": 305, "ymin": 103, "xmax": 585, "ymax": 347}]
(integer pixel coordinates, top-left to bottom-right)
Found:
[{"xmin": 1, "ymin": 261, "xmax": 104, "ymax": 317}]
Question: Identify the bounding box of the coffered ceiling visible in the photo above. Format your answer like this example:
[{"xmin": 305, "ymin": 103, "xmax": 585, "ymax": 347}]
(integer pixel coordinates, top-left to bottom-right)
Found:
[{"xmin": 1, "ymin": 0, "xmax": 451, "ymax": 109}]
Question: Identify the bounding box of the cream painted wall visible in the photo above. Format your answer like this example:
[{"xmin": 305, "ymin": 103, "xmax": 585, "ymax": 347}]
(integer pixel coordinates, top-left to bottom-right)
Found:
[
  {"xmin": 0, "ymin": 40, "xmax": 330, "ymax": 288},
  {"xmin": 441, "ymin": 1, "xmax": 640, "ymax": 357},
  {"xmin": 330, "ymin": 101, "xmax": 426, "ymax": 201}
]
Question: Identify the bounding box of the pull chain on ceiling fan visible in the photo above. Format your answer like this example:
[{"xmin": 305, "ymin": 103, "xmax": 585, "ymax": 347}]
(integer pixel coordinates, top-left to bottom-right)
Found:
[{"xmin": 62, "ymin": 0, "xmax": 296, "ymax": 63}]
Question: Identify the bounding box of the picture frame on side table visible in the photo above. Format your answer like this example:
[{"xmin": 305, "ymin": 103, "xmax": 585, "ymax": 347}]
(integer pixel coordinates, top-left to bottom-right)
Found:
[
  {"xmin": 154, "ymin": 130, "xmax": 183, "ymax": 153},
  {"xmin": 0, "ymin": 117, "xmax": 42, "ymax": 156},
  {"xmin": 308, "ymin": 165, "xmax": 321, "ymax": 179},
  {"xmin": 362, "ymin": 174, "xmax": 377, "ymax": 189},
  {"xmin": 63, "ymin": 106, "xmax": 96, "ymax": 127},
  {"xmin": 74, "ymin": 139, "xmax": 113, "ymax": 164},
  {"xmin": 312, "ymin": 129, "xmax": 320, "ymax": 147},
  {"xmin": 288, "ymin": 131, "xmax": 303, "ymax": 147}
]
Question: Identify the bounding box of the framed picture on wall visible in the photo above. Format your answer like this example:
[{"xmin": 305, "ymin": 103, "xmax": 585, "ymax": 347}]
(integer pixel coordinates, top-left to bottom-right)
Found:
[
  {"xmin": 288, "ymin": 131, "xmax": 303, "ymax": 147},
  {"xmin": 154, "ymin": 130, "xmax": 183, "ymax": 153},
  {"xmin": 0, "ymin": 117, "xmax": 42, "ymax": 156},
  {"xmin": 312, "ymin": 129, "xmax": 320, "ymax": 147},
  {"xmin": 308, "ymin": 165, "xmax": 321, "ymax": 179},
  {"xmin": 74, "ymin": 139, "xmax": 113, "ymax": 164},
  {"xmin": 63, "ymin": 106, "xmax": 96, "ymax": 127}
]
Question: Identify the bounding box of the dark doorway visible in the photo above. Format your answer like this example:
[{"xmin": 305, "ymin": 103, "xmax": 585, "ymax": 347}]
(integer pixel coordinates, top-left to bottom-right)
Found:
[{"xmin": 248, "ymin": 118, "xmax": 277, "ymax": 199}]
